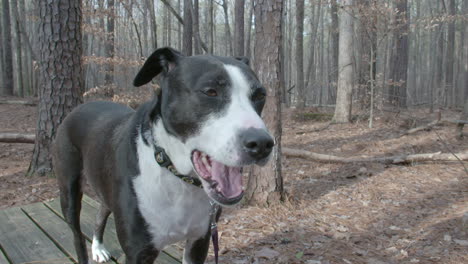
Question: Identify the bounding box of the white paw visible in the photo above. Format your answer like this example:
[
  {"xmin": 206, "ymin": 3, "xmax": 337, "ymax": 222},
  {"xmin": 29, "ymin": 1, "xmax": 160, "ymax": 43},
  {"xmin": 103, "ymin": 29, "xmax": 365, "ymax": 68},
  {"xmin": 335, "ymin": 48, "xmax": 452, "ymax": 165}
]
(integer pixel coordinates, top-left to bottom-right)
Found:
[{"xmin": 92, "ymin": 237, "xmax": 111, "ymax": 263}]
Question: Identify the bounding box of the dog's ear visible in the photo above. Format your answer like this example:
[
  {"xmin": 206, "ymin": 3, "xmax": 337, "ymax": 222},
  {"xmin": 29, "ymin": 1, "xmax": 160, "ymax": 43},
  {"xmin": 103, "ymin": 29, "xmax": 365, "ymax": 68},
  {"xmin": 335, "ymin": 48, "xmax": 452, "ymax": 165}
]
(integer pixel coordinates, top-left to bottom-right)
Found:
[
  {"xmin": 133, "ymin": 47, "xmax": 184, "ymax": 87},
  {"xmin": 235, "ymin": 56, "xmax": 250, "ymax": 66}
]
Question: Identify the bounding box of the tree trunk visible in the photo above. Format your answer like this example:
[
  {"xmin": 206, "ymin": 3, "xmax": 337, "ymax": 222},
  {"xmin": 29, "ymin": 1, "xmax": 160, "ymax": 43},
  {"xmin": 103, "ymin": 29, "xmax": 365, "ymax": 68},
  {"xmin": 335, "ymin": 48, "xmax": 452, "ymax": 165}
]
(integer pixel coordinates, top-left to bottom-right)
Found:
[
  {"xmin": 445, "ymin": 0, "xmax": 455, "ymax": 107},
  {"xmin": 464, "ymin": 0, "xmax": 468, "ymax": 103},
  {"xmin": 333, "ymin": 0, "xmax": 354, "ymax": 123},
  {"xmin": 234, "ymin": 0, "xmax": 245, "ymax": 57},
  {"xmin": 178, "ymin": 0, "xmax": 182, "ymax": 50},
  {"xmin": 193, "ymin": 0, "xmax": 202, "ymax": 54},
  {"xmin": 105, "ymin": 0, "xmax": 115, "ymax": 85},
  {"xmin": 0, "ymin": 12, "xmax": 4, "ymax": 93},
  {"xmin": 295, "ymin": 0, "xmax": 305, "ymax": 108},
  {"xmin": 222, "ymin": 0, "xmax": 233, "ymax": 56},
  {"xmin": 208, "ymin": 0, "xmax": 214, "ymax": 53},
  {"xmin": 11, "ymin": 0, "xmax": 24, "ymax": 97},
  {"xmin": 29, "ymin": 0, "xmax": 83, "ymax": 176},
  {"xmin": 148, "ymin": 0, "xmax": 158, "ymax": 50},
  {"xmin": 245, "ymin": 0, "xmax": 254, "ymax": 59},
  {"xmin": 183, "ymin": 0, "xmax": 193, "ymax": 55},
  {"xmin": 330, "ymin": 0, "xmax": 339, "ymax": 98},
  {"xmin": 245, "ymin": 0, "xmax": 284, "ymax": 206},
  {"xmin": 388, "ymin": 0, "xmax": 409, "ymax": 108},
  {"xmin": 305, "ymin": 0, "xmax": 321, "ymax": 90},
  {"xmin": 1, "ymin": 0, "xmax": 15, "ymax": 96}
]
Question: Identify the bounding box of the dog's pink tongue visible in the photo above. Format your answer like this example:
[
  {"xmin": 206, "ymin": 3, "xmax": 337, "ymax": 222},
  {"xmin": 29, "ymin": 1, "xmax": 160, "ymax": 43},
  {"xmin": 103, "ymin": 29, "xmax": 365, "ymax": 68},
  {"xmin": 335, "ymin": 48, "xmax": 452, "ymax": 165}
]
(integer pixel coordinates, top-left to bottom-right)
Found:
[{"xmin": 211, "ymin": 161, "xmax": 243, "ymax": 199}]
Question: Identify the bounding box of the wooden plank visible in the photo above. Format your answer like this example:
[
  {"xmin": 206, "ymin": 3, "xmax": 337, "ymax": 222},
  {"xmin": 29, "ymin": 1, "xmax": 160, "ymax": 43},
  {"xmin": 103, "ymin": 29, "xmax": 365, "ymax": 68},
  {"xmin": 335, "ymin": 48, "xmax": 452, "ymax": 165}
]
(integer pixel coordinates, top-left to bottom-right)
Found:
[
  {"xmin": 45, "ymin": 198, "xmax": 125, "ymax": 261},
  {"xmin": 82, "ymin": 196, "xmax": 183, "ymax": 262},
  {"xmin": 0, "ymin": 207, "xmax": 73, "ymax": 264},
  {"xmin": 21, "ymin": 203, "xmax": 103, "ymax": 263},
  {"xmin": 0, "ymin": 248, "xmax": 11, "ymax": 264},
  {"xmin": 46, "ymin": 198, "xmax": 181, "ymax": 263}
]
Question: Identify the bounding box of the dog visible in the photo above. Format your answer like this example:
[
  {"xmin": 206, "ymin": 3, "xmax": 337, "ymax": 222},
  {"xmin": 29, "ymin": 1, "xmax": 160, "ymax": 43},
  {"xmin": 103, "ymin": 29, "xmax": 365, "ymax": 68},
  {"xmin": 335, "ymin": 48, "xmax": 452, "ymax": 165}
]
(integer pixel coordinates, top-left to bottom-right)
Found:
[{"xmin": 52, "ymin": 47, "xmax": 274, "ymax": 264}]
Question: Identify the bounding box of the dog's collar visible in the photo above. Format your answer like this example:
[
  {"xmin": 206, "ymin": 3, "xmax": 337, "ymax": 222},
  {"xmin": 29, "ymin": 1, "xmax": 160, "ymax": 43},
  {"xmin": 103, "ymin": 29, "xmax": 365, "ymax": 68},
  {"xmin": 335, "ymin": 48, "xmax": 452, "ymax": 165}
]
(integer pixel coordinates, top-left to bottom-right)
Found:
[{"xmin": 153, "ymin": 146, "xmax": 203, "ymax": 188}]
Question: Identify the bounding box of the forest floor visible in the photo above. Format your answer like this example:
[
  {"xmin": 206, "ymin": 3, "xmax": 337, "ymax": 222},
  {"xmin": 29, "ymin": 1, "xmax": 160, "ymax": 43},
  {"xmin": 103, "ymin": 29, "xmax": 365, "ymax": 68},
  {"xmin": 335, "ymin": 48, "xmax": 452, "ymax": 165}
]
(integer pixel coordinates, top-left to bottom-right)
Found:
[{"xmin": 0, "ymin": 96, "xmax": 467, "ymax": 264}]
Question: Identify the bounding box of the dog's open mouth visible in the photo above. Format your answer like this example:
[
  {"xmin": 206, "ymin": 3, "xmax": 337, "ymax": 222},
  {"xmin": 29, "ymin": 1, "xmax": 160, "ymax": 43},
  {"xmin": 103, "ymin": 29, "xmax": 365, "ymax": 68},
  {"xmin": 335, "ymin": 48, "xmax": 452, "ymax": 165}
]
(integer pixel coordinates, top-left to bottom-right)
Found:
[{"xmin": 192, "ymin": 150, "xmax": 244, "ymax": 205}]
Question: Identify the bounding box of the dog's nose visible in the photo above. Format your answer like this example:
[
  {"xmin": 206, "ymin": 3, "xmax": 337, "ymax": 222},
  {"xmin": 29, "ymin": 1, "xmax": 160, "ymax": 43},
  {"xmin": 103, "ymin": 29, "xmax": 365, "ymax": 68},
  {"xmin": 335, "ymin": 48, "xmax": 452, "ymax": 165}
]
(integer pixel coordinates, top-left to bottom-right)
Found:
[{"xmin": 241, "ymin": 129, "xmax": 274, "ymax": 160}]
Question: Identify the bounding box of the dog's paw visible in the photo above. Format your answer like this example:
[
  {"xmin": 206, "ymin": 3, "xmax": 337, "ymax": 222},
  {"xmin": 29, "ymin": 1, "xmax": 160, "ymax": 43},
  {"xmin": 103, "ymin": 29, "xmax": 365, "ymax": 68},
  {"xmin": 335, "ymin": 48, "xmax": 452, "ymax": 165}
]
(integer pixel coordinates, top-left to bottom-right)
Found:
[{"xmin": 91, "ymin": 239, "xmax": 111, "ymax": 263}]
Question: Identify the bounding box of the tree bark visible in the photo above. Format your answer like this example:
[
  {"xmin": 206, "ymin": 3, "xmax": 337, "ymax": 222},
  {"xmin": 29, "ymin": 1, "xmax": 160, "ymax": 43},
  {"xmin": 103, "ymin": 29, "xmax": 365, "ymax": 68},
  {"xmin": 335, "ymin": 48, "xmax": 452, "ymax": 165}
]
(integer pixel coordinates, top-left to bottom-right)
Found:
[
  {"xmin": 245, "ymin": 0, "xmax": 284, "ymax": 206},
  {"xmin": 464, "ymin": 0, "xmax": 468, "ymax": 103},
  {"xmin": 105, "ymin": 0, "xmax": 115, "ymax": 85},
  {"xmin": 333, "ymin": 0, "xmax": 354, "ymax": 123},
  {"xmin": 234, "ymin": 0, "xmax": 245, "ymax": 57},
  {"xmin": 388, "ymin": 0, "xmax": 409, "ymax": 108},
  {"xmin": 245, "ymin": 0, "xmax": 254, "ymax": 59},
  {"xmin": 222, "ymin": 0, "xmax": 233, "ymax": 56},
  {"xmin": 193, "ymin": 0, "xmax": 202, "ymax": 54},
  {"xmin": 29, "ymin": 0, "xmax": 83, "ymax": 176},
  {"xmin": 0, "ymin": 11, "xmax": 4, "ymax": 93},
  {"xmin": 295, "ymin": 0, "xmax": 305, "ymax": 108},
  {"xmin": 305, "ymin": 0, "xmax": 321, "ymax": 90},
  {"xmin": 330, "ymin": 0, "xmax": 339, "ymax": 98},
  {"xmin": 208, "ymin": 0, "xmax": 214, "ymax": 53},
  {"xmin": 445, "ymin": 0, "xmax": 455, "ymax": 107},
  {"xmin": 11, "ymin": 0, "xmax": 24, "ymax": 97},
  {"xmin": 183, "ymin": 0, "xmax": 193, "ymax": 55},
  {"xmin": 1, "ymin": 0, "xmax": 15, "ymax": 96}
]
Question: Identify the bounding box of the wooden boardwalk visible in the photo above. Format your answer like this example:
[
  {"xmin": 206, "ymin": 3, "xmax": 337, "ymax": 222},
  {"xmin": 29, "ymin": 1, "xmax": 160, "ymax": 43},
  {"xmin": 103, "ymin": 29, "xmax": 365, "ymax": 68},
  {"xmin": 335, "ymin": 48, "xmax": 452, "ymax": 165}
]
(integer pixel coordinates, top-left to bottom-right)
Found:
[{"xmin": 0, "ymin": 196, "xmax": 183, "ymax": 264}]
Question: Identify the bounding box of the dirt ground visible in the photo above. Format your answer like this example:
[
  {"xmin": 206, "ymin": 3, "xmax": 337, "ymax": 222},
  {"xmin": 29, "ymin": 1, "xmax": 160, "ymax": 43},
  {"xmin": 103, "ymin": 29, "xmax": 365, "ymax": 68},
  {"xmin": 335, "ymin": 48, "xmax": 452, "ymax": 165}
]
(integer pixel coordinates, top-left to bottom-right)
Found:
[{"xmin": 0, "ymin": 97, "xmax": 467, "ymax": 264}]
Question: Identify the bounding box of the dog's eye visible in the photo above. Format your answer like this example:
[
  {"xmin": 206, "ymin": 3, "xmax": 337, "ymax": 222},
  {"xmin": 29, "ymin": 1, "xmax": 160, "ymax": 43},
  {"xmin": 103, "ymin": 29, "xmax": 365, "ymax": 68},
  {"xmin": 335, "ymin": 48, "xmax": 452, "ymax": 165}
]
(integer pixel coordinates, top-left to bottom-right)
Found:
[
  {"xmin": 203, "ymin": 88, "xmax": 218, "ymax": 97},
  {"xmin": 252, "ymin": 90, "xmax": 266, "ymax": 101}
]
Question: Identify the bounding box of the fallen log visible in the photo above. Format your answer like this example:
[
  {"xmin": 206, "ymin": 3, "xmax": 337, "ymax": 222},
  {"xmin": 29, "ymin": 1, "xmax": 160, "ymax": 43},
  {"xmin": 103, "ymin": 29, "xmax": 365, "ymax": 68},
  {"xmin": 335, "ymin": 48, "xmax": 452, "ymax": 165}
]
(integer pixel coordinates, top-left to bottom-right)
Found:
[
  {"xmin": 0, "ymin": 100, "xmax": 37, "ymax": 106},
  {"xmin": 403, "ymin": 120, "xmax": 440, "ymax": 135},
  {"xmin": 0, "ymin": 133, "xmax": 35, "ymax": 143},
  {"xmin": 282, "ymin": 147, "xmax": 468, "ymax": 164}
]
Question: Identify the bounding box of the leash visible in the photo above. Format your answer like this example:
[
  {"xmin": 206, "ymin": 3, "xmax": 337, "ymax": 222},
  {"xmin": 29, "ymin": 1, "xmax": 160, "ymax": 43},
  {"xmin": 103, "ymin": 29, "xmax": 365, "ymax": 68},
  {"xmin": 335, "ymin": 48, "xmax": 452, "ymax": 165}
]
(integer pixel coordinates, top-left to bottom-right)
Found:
[
  {"xmin": 210, "ymin": 201, "xmax": 221, "ymax": 264},
  {"xmin": 154, "ymin": 145, "xmax": 221, "ymax": 263}
]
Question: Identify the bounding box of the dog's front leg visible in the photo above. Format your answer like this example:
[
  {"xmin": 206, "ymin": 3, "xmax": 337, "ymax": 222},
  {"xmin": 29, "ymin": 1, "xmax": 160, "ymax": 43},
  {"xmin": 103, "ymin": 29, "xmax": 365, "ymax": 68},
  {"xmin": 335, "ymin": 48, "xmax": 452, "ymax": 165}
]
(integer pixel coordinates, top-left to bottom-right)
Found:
[{"xmin": 183, "ymin": 231, "xmax": 211, "ymax": 264}]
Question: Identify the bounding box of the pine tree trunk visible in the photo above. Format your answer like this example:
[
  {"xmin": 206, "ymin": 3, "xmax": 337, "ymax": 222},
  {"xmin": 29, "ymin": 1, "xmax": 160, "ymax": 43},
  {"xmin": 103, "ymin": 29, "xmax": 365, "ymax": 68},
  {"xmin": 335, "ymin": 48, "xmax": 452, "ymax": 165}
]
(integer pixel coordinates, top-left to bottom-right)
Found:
[
  {"xmin": 333, "ymin": 0, "xmax": 354, "ymax": 123},
  {"xmin": 222, "ymin": 0, "xmax": 233, "ymax": 56},
  {"xmin": 445, "ymin": 0, "xmax": 455, "ymax": 107},
  {"xmin": 208, "ymin": 0, "xmax": 214, "ymax": 53},
  {"xmin": 193, "ymin": 0, "xmax": 201, "ymax": 54},
  {"xmin": 388, "ymin": 0, "xmax": 409, "ymax": 108},
  {"xmin": 105, "ymin": 0, "xmax": 115, "ymax": 85},
  {"xmin": 183, "ymin": 0, "xmax": 193, "ymax": 55},
  {"xmin": 178, "ymin": 0, "xmax": 182, "ymax": 50},
  {"xmin": 464, "ymin": 0, "xmax": 468, "ymax": 102},
  {"xmin": 245, "ymin": 0, "xmax": 283, "ymax": 206},
  {"xmin": 234, "ymin": 0, "xmax": 245, "ymax": 57},
  {"xmin": 1, "ymin": 0, "xmax": 15, "ymax": 95},
  {"xmin": 295, "ymin": 0, "xmax": 305, "ymax": 108},
  {"xmin": 11, "ymin": 0, "xmax": 24, "ymax": 97},
  {"xmin": 330, "ymin": 0, "xmax": 339, "ymax": 98},
  {"xmin": 0, "ymin": 5, "xmax": 5, "ymax": 93},
  {"xmin": 245, "ymin": 0, "xmax": 254, "ymax": 59},
  {"xmin": 305, "ymin": 0, "xmax": 321, "ymax": 93},
  {"xmin": 29, "ymin": 0, "xmax": 83, "ymax": 176}
]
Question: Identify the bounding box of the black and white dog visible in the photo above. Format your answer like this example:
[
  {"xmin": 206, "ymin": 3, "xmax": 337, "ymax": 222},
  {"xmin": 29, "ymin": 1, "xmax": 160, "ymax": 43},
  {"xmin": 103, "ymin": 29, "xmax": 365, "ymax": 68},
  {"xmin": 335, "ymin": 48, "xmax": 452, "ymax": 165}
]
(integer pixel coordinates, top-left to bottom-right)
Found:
[{"xmin": 53, "ymin": 47, "xmax": 274, "ymax": 264}]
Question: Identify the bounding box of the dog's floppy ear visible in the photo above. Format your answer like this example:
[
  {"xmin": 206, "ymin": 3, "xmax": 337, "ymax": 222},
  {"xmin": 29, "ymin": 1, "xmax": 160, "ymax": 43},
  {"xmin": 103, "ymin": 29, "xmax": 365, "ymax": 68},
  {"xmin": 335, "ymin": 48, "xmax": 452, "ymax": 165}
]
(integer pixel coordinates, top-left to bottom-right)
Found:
[
  {"xmin": 133, "ymin": 47, "xmax": 184, "ymax": 87},
  {"xmin": 235, "ymin": 56, "xmax": 250, "ymax": 66}
]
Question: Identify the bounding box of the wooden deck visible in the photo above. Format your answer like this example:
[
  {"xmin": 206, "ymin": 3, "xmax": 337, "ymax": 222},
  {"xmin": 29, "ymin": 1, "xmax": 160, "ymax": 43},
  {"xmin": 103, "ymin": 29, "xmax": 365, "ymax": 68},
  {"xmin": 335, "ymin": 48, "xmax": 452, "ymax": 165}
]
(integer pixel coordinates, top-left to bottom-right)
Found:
[{"xmin": 0, "ymin": 196, "xmax": 182, "ymax": 264}]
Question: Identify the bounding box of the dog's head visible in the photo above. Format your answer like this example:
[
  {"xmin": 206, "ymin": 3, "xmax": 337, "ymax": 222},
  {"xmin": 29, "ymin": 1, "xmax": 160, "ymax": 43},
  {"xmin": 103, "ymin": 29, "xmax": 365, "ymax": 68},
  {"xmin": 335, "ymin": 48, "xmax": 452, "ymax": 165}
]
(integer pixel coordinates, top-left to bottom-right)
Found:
[{"xmin": 134, "ymin": 47, "xmax": 274, "ymax": 206}]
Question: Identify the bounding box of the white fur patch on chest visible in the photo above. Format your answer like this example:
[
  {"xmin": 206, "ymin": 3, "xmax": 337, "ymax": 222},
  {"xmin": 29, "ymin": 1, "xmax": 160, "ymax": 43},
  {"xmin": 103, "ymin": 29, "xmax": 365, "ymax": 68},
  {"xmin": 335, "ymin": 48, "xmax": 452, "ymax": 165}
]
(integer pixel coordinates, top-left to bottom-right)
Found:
[{"xmin": 132, "ymin": 134, "xmax": 211, "ymax": 249}]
